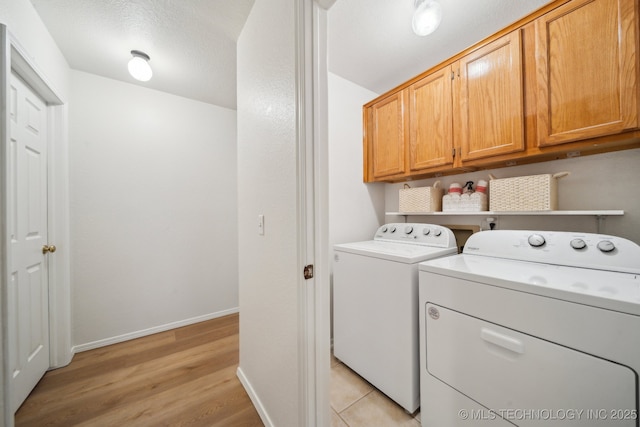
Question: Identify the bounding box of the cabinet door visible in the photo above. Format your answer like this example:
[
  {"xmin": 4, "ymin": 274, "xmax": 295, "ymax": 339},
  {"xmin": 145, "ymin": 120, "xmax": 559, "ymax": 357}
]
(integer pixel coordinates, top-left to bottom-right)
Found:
[
  {"xmin": 408, "ymin": 66, "xmax": 454, "ymax": 172},
  {"xmin": 536, "ymin": 0, "xmax": 639, "ymax": 146},
  {"xmin": 370, "ymin": 91, "xmax": 408, "ymax": 179},
  {"xmin": 456, "ymin": 31, "xmax": 525, "ymax": 162}
]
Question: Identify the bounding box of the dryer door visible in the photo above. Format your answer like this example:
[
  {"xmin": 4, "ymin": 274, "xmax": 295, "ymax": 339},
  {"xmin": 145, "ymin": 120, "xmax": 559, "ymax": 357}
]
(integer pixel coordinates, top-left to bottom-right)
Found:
[{"xmin": 425, "ymin": 304, "xmax": 637, "ymax": 426}]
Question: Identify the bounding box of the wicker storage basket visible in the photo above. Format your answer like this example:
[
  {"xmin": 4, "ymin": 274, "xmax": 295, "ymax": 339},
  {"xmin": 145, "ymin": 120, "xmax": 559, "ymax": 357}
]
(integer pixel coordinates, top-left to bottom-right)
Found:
[
  {"xmin": 399, "ymin": 181, "xmax": 443, "ymax": 213},
  {"xmin": 489, "ymin": 172, "xmax": 569, "ymax": 211}
]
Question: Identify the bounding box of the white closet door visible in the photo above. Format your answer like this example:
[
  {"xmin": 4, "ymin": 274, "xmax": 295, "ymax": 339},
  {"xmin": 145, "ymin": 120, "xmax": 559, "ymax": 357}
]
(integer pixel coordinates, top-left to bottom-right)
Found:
[{"xmin": 8, "ymin": 72, "xmax": 50, "ymax": 412}]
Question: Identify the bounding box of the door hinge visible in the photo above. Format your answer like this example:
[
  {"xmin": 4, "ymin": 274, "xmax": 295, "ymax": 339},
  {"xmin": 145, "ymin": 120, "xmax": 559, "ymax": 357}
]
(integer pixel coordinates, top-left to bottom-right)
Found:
[{"xmin": 303, "ymin": 264, "xmax": 314, "ymax": 280}]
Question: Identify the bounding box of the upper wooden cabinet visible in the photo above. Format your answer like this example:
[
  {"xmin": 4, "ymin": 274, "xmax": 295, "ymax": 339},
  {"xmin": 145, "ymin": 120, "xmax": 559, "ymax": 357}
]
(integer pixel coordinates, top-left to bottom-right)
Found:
[
  {"xmin": 363, "ymin": 0, "xmax": 640, "ymax": 182},
  {"xmin": 365, "ymin": 31, "xmax": 527, "ymax": 181},
  {"xmin": 456, "ymin": 31, "xmax": 526, "ymax": 161},
  {"xmin": 409, "ymin": 31, "xmax": 525, "ymax": 171},
  {"xmin": 367, "ymin": 90, "xmax": 409, "ymax": 180},
  {"xmin": 535, "ymin": 0, "xmax": 639, "ymax": 146},
  {"xmin": 408, "ymin": 65, "xmax": 454, "ymax": 172}
]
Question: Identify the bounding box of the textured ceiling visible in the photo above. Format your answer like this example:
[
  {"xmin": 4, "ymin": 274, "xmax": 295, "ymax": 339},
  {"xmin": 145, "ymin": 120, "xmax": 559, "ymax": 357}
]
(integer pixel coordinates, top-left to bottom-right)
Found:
[
  {"xmin": 29, "ymin": 0, "xmax": 552, "ymax": 109},
  {"xmin": 328, "ymin": 0, "xmax": 551, "ymax": 95},
  {"xmin": 29, "ymin": 0, "xmax": 255, "ymax": 109}
]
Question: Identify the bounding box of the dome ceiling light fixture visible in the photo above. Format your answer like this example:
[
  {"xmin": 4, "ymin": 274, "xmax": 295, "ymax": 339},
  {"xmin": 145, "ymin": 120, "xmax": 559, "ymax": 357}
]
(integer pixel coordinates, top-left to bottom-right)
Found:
[
  {"xmin": 412, "ymin": 0, "xmax": 443, "ymax": 36},
  {"xmin": 128, "ymin": 50, "xmax": 153, "ymax": 82}
]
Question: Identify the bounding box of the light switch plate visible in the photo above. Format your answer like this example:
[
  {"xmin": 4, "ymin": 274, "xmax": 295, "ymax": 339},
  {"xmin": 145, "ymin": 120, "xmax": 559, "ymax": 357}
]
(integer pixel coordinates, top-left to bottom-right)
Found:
[{"xmin": 258, "ymin": 214, "xmax": 265, "ymax": 235}]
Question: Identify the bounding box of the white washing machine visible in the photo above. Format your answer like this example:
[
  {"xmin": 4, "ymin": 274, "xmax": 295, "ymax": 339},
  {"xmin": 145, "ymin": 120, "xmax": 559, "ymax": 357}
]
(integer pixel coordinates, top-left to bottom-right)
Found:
[
  {"xmin": 418, "ymin": 230, "xmax": 640, "ymax": 426},
  {"xmin": 333, "ymin": 223, "xmax": 457, "ymax": 413}
]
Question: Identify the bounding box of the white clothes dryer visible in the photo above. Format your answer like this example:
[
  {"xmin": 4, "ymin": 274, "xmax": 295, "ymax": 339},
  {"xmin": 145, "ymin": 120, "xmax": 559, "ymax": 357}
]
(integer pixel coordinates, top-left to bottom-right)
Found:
[
  {"xmin": 333, "ymin": 223, "xmax": 457, "ymax": 413},
  {"xmin": 418, "ymin": 230, "xmax": 640, "ymax": 426}
]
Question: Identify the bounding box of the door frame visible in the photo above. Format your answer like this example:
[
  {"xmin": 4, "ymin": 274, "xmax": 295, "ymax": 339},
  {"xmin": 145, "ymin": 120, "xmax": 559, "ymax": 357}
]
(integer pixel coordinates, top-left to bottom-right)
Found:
[
  {"xmin": 296, "ymin": 1, "xmax": 334, "ymax": 425},
  {"xmin": 1, "ymin": 25, "xmax": 72, "ymax": 426}
]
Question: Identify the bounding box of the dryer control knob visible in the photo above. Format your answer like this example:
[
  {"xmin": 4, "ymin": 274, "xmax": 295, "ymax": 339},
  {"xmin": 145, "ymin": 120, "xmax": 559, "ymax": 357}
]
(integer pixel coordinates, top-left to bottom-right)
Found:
[
  {"xmin": 381, "ymin": 226, "xmax": 388, "ymax": 233},
  {"xmin": 404, "ymin": 226, "xmax": 413, "ymax": 234},
  {"xmin": 434, "ymin": 229, "xmax": 442, "ymax": 237},
  {"xmin": 570, "ymin": 238, "xmax": 586, "ymax": 250},
  {"xmin": 528, "ymin": 234, "xmax": 546, "ymax": 247},
  {"xmin": 422, "ymin": 228, "xmax": 431, "ymax": 236},
  {"xmin": 597, "ymin": 240, "xmax": 615, "ymax": 253},
  {"xmin": 390, "ymin": 226, "xmax": 397, "ymax": 233}
]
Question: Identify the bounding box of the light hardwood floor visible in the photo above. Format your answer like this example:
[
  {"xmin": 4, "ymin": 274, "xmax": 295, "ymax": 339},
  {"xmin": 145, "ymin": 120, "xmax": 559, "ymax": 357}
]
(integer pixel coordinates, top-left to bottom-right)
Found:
[{"xmin": 15, "ymin": 313, "xmax": 264, "ymax": 427}]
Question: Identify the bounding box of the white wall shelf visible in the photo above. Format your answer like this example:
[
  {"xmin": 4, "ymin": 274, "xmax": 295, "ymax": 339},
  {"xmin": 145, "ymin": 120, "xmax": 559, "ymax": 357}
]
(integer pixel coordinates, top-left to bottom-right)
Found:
[
  {"xmin": 386, "ymin": 210, "xmax": 624, "ymax": 233},
  {"xmin": 386, "ymin": 210, "xmax": 624, "ymax": 217}
]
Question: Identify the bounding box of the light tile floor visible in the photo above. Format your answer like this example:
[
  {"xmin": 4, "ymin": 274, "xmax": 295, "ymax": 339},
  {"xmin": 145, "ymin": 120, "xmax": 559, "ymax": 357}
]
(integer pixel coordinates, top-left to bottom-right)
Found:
[{"xmin": 330, "ymin": 353, "xmax": 421, "ymax": 427}]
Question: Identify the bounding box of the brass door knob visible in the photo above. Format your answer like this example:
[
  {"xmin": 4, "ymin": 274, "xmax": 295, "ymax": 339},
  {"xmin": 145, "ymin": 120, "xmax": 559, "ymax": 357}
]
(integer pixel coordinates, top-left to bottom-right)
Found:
[{"xmin": 42, "ymin": 245, "xmax": 57, "ymax": 254}]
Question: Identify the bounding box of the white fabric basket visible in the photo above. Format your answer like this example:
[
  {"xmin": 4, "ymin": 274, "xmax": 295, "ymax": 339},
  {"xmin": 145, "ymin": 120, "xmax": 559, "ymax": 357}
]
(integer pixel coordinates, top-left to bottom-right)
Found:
[
  {"xmin": 443, "ymin": 192, "xmax": 488, "ymax": 212},
  {"xmin": 489, "ymin": 172, "xmax": 569, "ymax": 211},
  {"xmin": 399, "ymin": 181, "xmax": 443, "ymax": 213}
]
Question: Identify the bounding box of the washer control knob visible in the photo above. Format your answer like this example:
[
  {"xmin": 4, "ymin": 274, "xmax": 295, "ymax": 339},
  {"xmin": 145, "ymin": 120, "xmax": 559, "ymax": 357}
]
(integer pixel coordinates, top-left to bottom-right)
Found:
[
  {"xmin": 381, "ymin": 226, "xmax": 388, "ymax": 233},
  {"xmin": 570, "ymin": 238, "xmax": 587, "ymax": 250},
  {"xmin": 404, "ymin": 226, "xmax": 413, "ymax": 234},
  {"xmin": 422, "ymin": 228, "xmax": 431, "ymax": 236},
  {"xmin": 389, "ymin": 226, "xmax": 397, "ymax": 233},
  {"xmin": 528, "ymin": 234, "xmax": 546, "ymax": 247},
  {"xmin": 434, "ymin": 229, "xmax": 442, "ymax": 237},
  {"xmin": 597, "ymin": 240, "xmax": 615, "ymax": 253}
]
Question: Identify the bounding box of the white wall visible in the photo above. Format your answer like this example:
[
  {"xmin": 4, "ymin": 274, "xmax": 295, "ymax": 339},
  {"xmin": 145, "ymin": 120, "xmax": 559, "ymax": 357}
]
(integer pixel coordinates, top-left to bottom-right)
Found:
[
  {"xmin": 328, "ymin": 72, "xmax": 384, "ymax": 248},
  {"xmin": 327, "ymin": 72, "xmax": 385, "ymax": 341},
  {"xmin": 384, "ymin": 148, "xmax": 640, "ymax": 244},
  {"xmin": 69, "ymin": 70, "xmax": 238, "ymax": 349},
  {"xmin": 236, "ymin": 0, "xmax": 301, "ymax": 425}
]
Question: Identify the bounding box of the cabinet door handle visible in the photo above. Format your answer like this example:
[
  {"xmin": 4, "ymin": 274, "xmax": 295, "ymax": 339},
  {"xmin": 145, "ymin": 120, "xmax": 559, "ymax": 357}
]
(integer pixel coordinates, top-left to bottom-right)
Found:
[{"xmin": 481, "ymin": 328, "xmax": 525, "ymax": 354}]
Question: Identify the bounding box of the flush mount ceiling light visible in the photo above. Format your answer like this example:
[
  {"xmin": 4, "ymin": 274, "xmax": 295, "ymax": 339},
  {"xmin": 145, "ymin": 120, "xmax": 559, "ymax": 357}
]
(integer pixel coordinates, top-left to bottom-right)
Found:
[
  {"xmin": 412, "ymin": 0, "xmax": 443, "ymax": 36},
  {"xmin": 128, "ymin": 50, "xmax": 153, "ymax": 82}
]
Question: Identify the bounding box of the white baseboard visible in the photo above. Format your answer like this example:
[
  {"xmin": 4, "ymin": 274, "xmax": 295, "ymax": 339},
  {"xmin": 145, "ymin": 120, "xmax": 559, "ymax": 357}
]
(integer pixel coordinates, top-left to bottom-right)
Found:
[
  {"xmin": 72, "ymin": 307, "xmax": 239, "ymax": 353},
  {"xmin": 237, "ymin": 366, "xmax": 275, "ymax": 427}
]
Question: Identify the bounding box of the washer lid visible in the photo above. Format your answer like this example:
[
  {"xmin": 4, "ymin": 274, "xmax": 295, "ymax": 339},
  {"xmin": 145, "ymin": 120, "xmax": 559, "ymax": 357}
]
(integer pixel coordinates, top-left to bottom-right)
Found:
[
  {"xmin": 334, "ymin": 240, "xmax": 457, "ymax": 263},
  {"xmin": 420, "ymin": 254, "xmax": 640, "ymax": 315}
]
